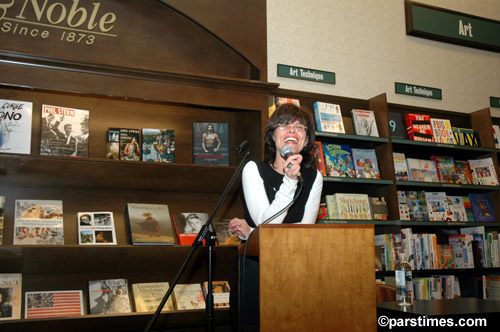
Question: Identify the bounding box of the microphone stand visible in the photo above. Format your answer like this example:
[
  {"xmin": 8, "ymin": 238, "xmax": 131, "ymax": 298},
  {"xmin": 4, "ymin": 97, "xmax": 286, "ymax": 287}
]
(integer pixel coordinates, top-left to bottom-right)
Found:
[{"xmin": 144, "ymin": 143, "xmax": 251, "ymax": 332}]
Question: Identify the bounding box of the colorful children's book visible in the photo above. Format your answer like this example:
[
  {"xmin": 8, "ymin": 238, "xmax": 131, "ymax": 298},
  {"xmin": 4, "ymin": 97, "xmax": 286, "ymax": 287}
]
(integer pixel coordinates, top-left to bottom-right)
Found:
[
  {"xmin": 322, "ymin": 143, "xmax": 355, "ymax": 178},
  {"xmin": 431, "ymin": 155, "xmax": 459, "ymax": 184},
  {"xmin": 351, "ymin": 148, "xmax": 381, "ymax": 179},
  {"xmin": 406, "ymin": 191, "xmax": 429, "ymax": 221},
  {"xmin": 313, "ymin": 102, "xmax": 345, "ymax": 133},
  {"xmin": 468, "ymin": 157, "xmax": 499, "ymax": 186},
  {"xmin": 425, "ymin": 192, "xmax": 450, "ymax": 222},
  {"xmin": 454, "ymin": 160, "xmax": 473, "ymax": 185},
  {"xmin": 446, "ymin": 196, "xmax": 468, "ymax": 222},
  {"xmin": 393, "ymin": 152, "xmax": 409, "ymax": 181},
  {"xmin": 406, "ymin": 158, "xmax": 439, "ymax": 183},
  {"xmin": 468, "ymin": 193, "xmax": 496, "ymax": 222},
  {"xmin": 430, "ymin": 118, "xmax": 457, "ymax": 144}
]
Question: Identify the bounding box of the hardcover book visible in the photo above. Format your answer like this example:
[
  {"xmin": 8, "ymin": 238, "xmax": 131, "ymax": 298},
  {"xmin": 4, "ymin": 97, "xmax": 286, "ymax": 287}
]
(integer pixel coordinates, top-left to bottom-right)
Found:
[
  {"xmin": 388, "ymin": 111, "xmax": 406, "ymax": 139},
  {"xmin": 25, "ymin": 290, "xmax": 83, "ymax": 318},
  {"xmin": 0, "ymin": 273, "xmax": 22, "ymax": 320},
  {"xmin": 0, "ymin": 196, "xmax": 4, "ymax": 245},
  {"xmin": 202, "ymin": 281, "xmax": 230, "ymax": 308},
  {"xmin": 313, "ymin": 102, "xmax": 345, "ymax": 133},
  {"xmin": 173, "ymin": 283, "xmax": 206, "ymax": 310},
  {"xmin": 326, "ymin": 193, "xmax": 371, "ymax": 220},
  {"xmin": 78, "ymin": 212, "xmax": 117, "ymax": 245},
  {"xmin": 397, "ymin": 191, "xmax": 410, "ymax": 221},
  {"xmin": 132, "ymin": 282, "xmax": 174, "ymax": 312},
  {"xmin": 40, "ymin": 104, "xmax": 89, "ymax": 157},
  {"xmin": 405, "ymin": 113, "xmax": 433, "ymax": 142},
  {"xmin": 125, "ymin": 203, "xmax": 175, "ymax": 245},
  {"xmin": 213, "ymin": 218, "xmax": 241, "ymax": 245},
  {"xmin": 312, "ymin": 141, "xmax": 327, "ymax": 176},
  {"xmin": 406, "ymin": 158, "xmax": 439, "ymax": 183},
  {"xmin": 430, "ymin": 118, "xmax": 457, "ymax": 144},
  {"xmin": 468, "ymin": 193, "xmax": 496, "ymax": 222},
  {"xmin": 88, "ymin": 279, "xmax": 132, "ymax": 315},
  {"xmin": 462, "ymin": 196, "xmax": 475, "ymax": 222},
  {"xmin": 14, "ymin": 199, "xmax": 64, "ymax": 245},
  {"xmin": 0, "ymin": 99, "xmax": 33, "ymax": 155},
  {"xmin": 452, "ymin": 127, "xmax": 479, "ymax": 147},
  {"xmin": 446, "ymin": 196, "xmax": 468, "ymax": 222},
  {"xmin": 105, "ymin": 128, "xmax": 120, "ymax": 159},
  {"xmin": 431, "ymin": 155, "xmax": 459, "ymax": 184},
  {"xmin": 119, "ymin": 128, "xmax": 141, "ymax": 161},
  {"xmin": 424, "ymin": 192, "xmax": 450, "ymax": 222},
  {"xmin": 322, "ymin": 143, "xmax": 355, "ymax": 178},
  {"xmin": 351, "ymin": 109, "xmax": 379, "ymax": 137},
  {"xmin": 468, "ymin": 157, "xmax": 499, "ymax": 186},
  {"xmin": 369, "ymin": 197, "xmax": 388, "ymax": 220},
  {"xmin": 172, "ymin": 212, "xmax": 211, "ymax": 245},
  {"xmin": 193, "ymin": 122, "xmax": 229, "ymax": 166},
  {"xmin": 393, "ymin": 152, "xmax": 409, "ymax": 181},
  {"xmin": 406, "ymin": 191, "xmax": 429, "ymax": 222},
  {"xmin": 142, "ymin": 128, "xmax": 175, "ymax": 163},
  {"xmin": 351, "ymin": 148, "xmax": 381, "ymax": 179},
  {"xmin": 454, "ymin": 160, "xmax": 473, "ymax": 185}
]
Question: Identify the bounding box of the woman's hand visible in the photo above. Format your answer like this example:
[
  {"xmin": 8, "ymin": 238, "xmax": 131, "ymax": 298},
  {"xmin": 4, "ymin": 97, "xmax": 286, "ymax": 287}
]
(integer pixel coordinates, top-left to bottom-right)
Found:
[
  {"xmin": 228, "ymin": 217, "xmax": 250, "ymax": 239},
  {"xmin": 284, "ymin": 153, "xmax": 303, "ymax": 181}
]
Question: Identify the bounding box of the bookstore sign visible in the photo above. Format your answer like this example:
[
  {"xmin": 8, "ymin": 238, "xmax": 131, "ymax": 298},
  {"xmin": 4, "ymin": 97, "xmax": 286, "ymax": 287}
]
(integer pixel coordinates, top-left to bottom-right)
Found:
[
  {"xmin": 395, "ymin": 82, "xmax": 442, "ymax": 100},
  {"xmin": 491, "ymin": 97, "xmax": 500, "ymax": 108},
  {"xmin": 277, "ymin": 64, "xmax": 335, "ymax": 84},
  {"xmin": 405, "ymin": 0, "xmax": 500, "ymax": 53}
]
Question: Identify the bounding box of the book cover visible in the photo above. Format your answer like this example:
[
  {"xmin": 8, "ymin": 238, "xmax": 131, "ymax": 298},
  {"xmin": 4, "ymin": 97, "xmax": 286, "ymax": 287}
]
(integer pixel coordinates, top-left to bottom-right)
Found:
[
  {"xmin": 430, "ymin": 118, "xmax": 457, "ymax": 144},
  {"xmin": 25, "ymin": 290, "xmax": 83, "ymax": 318},
  {"xmin": 388, "ymin": 111, "xmax": 406, "ymax": 139},
  {"xmin": 469, "ymin": 193, "xmax": 496, "ymax": 222},
  {"xmin": 40, "ymin": 104, "xmax": 89, "ymax": 157},
  {"xmin": 453, "ymin": 127, "xmax": 479, "ymax": 147},
  {"xmin": 88, "ymin": 279, "xmax": 132, "ymax": 315},
  {"xmin": 78, "ymin": 212, "xmax": 117, "ymax": 245},
  {"xmin": 322, "ymin": 143, "xmax": 355, "ymax": 178},
  {"xmin": 142, "ymin": 128, "xmax": 175, "ymax": 163},
  {"xmin": 460, "ymin": 226, "xmax": 487, "ymax": 268},
  {"xmin": 492, "ymin": 125, "xmax": 500, "ymax": 149},
  {"xmin": 132, "ymin": 282, "xmax": 174, "ymax": 312},
  {"xmin": 275, "ymin": 97, "xmax": 300, "ymax": 107},
  {"xmin": 193, "ymin": 122, "xmax": 229, "ymax": 166},
  {"xmin": 313, "ymin": 102, "xmax": 345, "ymax": 133},
  {"xmin": 369, "ymin": 197, "xmax": 388, "ymax": 220},
  {"xmin": 431, "ymin": 155, "xmax": 459, "ymax": 184},
  {"xmin": 0, "ymin": 273, "xmax": 22, "ymax": 320},
  {"xmin": 454, "ymin": 160, "xmax": 473, "ymax": 185},
  {"xmin": 406, "ymin": 191, "xmax": 429, "ymax": 222},
  {"xmin": 351, "ymin": 148, "xmax": 381, "ymax": 179},
  {"xmin": 331, "ymin": 193, "xmax": 371, "ymax": 220},
  {"xmin": 125, "ymin": 203, "xmax": 175, "ymax": 245},
  {"xmin": 14, "ymin": 199, "xmax": 64, "ymax": 245},
  {"xmin": 0, "ymin": 99, "xmax": 32, "ymax": 155},
  {"xmin": 119, "ymin": 128, "xmax": 141, "ymax": 161},
  {"xmin": 446, "ymin": 196, "xmax": 468, "ymax": 222},
  {"xmin": 105, "ymin": 128, "xmax": 120, "ymax": 160},
  {"xmin": 462, "ymin": 196, "xmax": 475, "ymax": 222},
  {"xmin": 202, "ymin": 281, "xmax": 230, "ymax": 308},
  {"xmin": 312, "ymin": 141, "xmax": 327, "ymax": 176},
  {"xmin": 397, "ymin": 191, "xmax": 410, "ymax": 221},
  {"xmin": 438, "ymin": 244, "xmax": 455, "ymax": 269},
  {"xmin": 172, "ymin": 212, "xmax": 212, "ymax": 245},
  {"xmin": 424, "ymin": 192, "xmax": 450, "ymax": 221},
  {"xmin": 0, "ymin": 196, "xmax": 4, "ymax": 245},
  {"xmin": 405, "ymin": 113, "xmax": 433, "ymax": 142},
  {"xmin": 468, "ymin": 157, "xmax": 499, "ymax": 186},
  {"xmin": 351, "ymin": 109, "xmax": 379, "ymax": 137},
  {"xmin": 213, "ymin": 218, "xmax": 241, "ymax": 245},
  {"xmin": 393, "ymin": 152, "xmax": 409, "ymax": 181},
  {"xmin": 325, "ymin": 194, "xmax": 338, "ymax": 220},
  {"xmin": 173, "ymin": 283, "xmax": 206, "ymax": 310},
  {"xmin": 406, "ymin": 158, "xmax": 439, "ymax": 183}
]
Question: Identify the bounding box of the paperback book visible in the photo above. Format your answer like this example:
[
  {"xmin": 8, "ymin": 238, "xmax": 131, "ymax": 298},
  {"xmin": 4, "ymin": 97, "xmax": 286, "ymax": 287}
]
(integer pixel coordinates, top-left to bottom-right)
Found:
[
  {"xmin": 172, "ymin": 212, "xmax": 211, "ymax": 245},
  {"xmin": 351, "ymin": 148, "xmax": 381, "ymax": 179},
  {"xmin": 193, "ymin": 122, "xmax": 229, "ymax": 166},
  {"xmin": 125, "ymin": 203, "xmax": 175, "ymax": 245},
  {"xmin": 405, "ymin": 113, "xmax": 433, "ymax": 142},
  {"xmin": 406, "ymin": 158, "xmax": 439, "ymax": 183},
  {"xmin": 393, "ymin": 152, "xmax": 409, "ymax": 181},
  {"xmin": 142, "ymin": 128, "xmax": 175, "ymax": 163},
  {"xmin": 105, "ymin": 128, "xmax": 120, "ymax": 159},
  {"xmin": 430, "ymin": 118, "xmax": 457, "ymax": 144},
  {"xmin": 202, "ymin": 281, "xmax": 230, "ymax": 308},
  {"xmin": 425, "ymin": 192, "xmax": 450, "ymax": 222},
  {"xmin": 132, "ymin": 282, "xmax": 174, "ymax": 312},
  {"xmin": 397, "ymin": 191, "xmax": 410, "ymax": 221},
  {"xmin": 431, "ymin": 155, "xmax": 459, "ymax": 184},
  {"xmin": 119, "ymin": 128, "xmax": 141, "ymax": 161},
  {"xmin": 0, "ymin": 273, "xmax": 22, "ymax": 320},
  {"xmin": 446, "ymin": 196, "xmax": 468, "ymax": 222},
  {"xmin": 88, "ymin": 279, "xmax": 132, "ymax": 314},
  {"xmin": 454, "ymin": 160, "xmax": 473, "ymax": 185},
  {"xmin": 0, "ymin": 99, "xmax": 33, "ymax": 155},
  {"xmin": 25, "ymin": 290, "xmax": 83, "ymax": 318},
  {"xmin": 468, "ymin": 193, "xmax": 496, "ymax": 222},
  {"xmin": 351, "ymin": 109, "xmax": 379, "ymax": 137},
  {"xmin": 322, "ymin": 143, "xmax": 355, "ymax": 178},
  {"xmin": 40, "ymin": 104, "xmax": 89, "ymax": 157},
  {"xmin": 313, "ymin": 102, "xmax": 345, "ymax": 133},
  {"xmin": 312, "ymin": 141, "xmax": 327, "ymax": 176},
  {"xmin": 468, "ymin": 157, "xmax": 499, "ymax": 186},
  {"xmin": 14, "ymin": 199, "xmax": 64, "ymax": 245},
  {"xmin": 78, "ymin": 212, "xmax": 116, "ymax": 245},
  {"xmin": 213, "ymin": 218, "xmax": 241, "ymax": 245},
  {"xmin": 173, "ymin": 283, "xmax": 206, "ymax": 310},
  {"xmin": 388, "ymin": 111, "xmax": 406, "ymax": 139}
]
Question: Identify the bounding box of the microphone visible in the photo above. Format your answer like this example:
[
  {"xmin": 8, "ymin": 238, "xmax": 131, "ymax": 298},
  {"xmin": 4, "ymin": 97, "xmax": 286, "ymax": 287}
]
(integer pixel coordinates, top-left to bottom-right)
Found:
[
  {"xmin": 280, "ymin": 145, "xmax": 303, "ymax": 183},
  {"xmin": 237, "ymin": 140, "xmax": 249, "ymax": 154}
]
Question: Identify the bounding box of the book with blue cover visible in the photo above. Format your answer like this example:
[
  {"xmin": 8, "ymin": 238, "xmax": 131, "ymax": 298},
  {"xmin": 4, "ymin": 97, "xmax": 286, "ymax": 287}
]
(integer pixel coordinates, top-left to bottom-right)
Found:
[
  {"xmin": 322, "ymin": 143, "xmax": 355, "ymax": 178},
  {"xmin": 469, "ymin": 193, "xmax": 496, "ymax": 222},
  {"xmin": 313, "ymin": 102, "xmax": 345, "ymax": 133}
]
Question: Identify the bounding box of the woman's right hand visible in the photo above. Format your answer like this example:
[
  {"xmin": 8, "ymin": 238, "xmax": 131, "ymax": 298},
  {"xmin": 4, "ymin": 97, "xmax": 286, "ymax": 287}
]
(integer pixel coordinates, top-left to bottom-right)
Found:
[{"xmin": 228, "ymin": 218, "xmax": 250, "ymax": 239}]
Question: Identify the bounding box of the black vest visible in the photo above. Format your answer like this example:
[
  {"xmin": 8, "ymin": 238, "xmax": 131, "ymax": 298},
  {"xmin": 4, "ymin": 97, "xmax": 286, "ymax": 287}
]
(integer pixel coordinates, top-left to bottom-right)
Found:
[{"xmin": 243, "ymin": 161, "xmax": 317, "ymax": 227}]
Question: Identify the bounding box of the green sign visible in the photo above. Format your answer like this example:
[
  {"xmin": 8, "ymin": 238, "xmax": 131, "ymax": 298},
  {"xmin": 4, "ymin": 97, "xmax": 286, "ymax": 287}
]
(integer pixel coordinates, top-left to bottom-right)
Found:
[
  {"xmin": 405, "ymin": 0, "xmax": 500, "ymax": 53},
  {"xmin": 491, "ymin": 97, "xmax": 500, "ymax": 108},
  {"xmin": 277, "ymin": 64, "xmax": 335, "ymax": 84},
  {"xmin": 395, "ymin": 82, "xmax": 442, "ymax": 100}
]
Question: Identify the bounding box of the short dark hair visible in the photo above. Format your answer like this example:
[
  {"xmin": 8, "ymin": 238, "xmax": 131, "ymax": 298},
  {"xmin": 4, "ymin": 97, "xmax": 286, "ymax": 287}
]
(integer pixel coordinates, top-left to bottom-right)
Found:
[{"xmin": 264, "ymin": 103, "xmax": 315, "ymax": 167}]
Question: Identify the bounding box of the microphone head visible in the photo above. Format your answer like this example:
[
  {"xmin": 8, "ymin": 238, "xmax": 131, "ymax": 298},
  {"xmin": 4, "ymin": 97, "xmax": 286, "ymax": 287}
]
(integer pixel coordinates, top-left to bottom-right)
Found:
[{"xmin": 280, "ymin": 145, "xmax": 294, "ymax": 159}]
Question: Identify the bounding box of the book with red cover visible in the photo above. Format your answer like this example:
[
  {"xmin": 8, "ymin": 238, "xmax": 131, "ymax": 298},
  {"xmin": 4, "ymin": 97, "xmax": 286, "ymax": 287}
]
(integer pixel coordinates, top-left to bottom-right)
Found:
[
  {"xmin": 405, "ymin": 113, "xmax": 433, "ymax": 142},
  {"xmin": 431, "ymin": 155, "xmax": 459, "ymax": 184},
  {"xmin": 172, "ymin": 212, "xmax": 211, "ymax": 245},
  {"xmin": 312, "ymin": 141, "xmax": 327, "ymax": 176}
]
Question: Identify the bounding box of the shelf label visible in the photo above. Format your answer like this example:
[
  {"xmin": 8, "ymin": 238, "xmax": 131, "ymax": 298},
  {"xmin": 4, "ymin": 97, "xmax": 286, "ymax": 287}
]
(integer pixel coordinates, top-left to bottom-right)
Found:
[
  {"xmin": 491, "ymin": 97, "xmax": 500, "ymax": 108},
  {"xmin": 277, "ymin": 64, "xmax": 335, "ymax": 84},
  {"xmin": 395, "ymin": 82, "xmax": 442, "ymax": 100}
]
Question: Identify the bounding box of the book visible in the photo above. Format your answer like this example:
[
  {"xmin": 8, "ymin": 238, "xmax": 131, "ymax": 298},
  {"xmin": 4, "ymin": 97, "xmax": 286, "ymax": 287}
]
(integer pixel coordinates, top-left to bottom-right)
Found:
[
  {"xmin": 431, "ymin": 155, "xmax": 459, "ymax": 184},
  {"xmin": 326, "ymin": 193, "xmax": 371, "ymax": 220},
  {"xmin": 312, "ymin": 141, "xmax": 327, "ymax": 176},
  {"xmin": 213, "ymin": 218, "xmax": 241, "ymax": 245},
  {"xmin": 454, "ymin": 160, "xmax": 473, "ymax": 185},
  {"xmin": 406, "ymin": 158, "xmax": 439, "ymax": 182},
  {"xmin": 88, "ymin": 279, "xmax": 132, "ymax": 314},
  {"xmin": 424, "ymin": 192, "xmax": 450, "ymax": 221},
  {"xmin": 430, "ymin": 118, "xmax": 457, "ymax": 144},
  {"xmin": 313, "ymin": 102, "xmax": 345, "ymax": 133},
  {"xmin": 0, "ymin": 99, "xmax": 33, "ymax": 155},
  {"xmin": 193, "ymin": 122, "xmax": 229, "ymax": 166},
  {"xmin": 469, "ymin": 193, "xmax": 496, "ymax": 222},
  {"xmin": 452, "ymin": 127, "xmax": 479, "ymax": 147},
  {"xmin": 492, "ymin": 125, "xmax": 500, "ymax": 149},
  {"xmin": 13, "ymin": 199, "xmax": 64, "ymax": 245},
  {"xmin": 40, "ymin": 104, "xmax": 89, "ymax": 157},
  {"xmin": 202, "ymin": 281, "xmax": 230, "ymax": 308},
  {"xmin": 406, "ymin": 191, "xmax": 429, "ymax": 221},
  {"xmin": 405, "ymin": 113, "xmax": 433, "ymax": 142},
  {"xmin": 78, "ymin": 212, "xmax": 117, "ymax": 245},
  {"xmin": 141, "ymin": 128, "xmax": 175, "ymax": 163},
  {"xmin": 125, "ymin": 203, "xmax": 175, "ymax": 245},
  {"xmin": 462, "ymin": 196, "xmax": 475, "ymax": 221},
  {"xmin": 369, "ymin": 197, "xmax": 388, "ymax": 220},
  {"xmin": 132, "ymin": 282, "xmax": 174, "ymax": 312},
  {"xmin": 351, "ymin": 109, "xmax": 379, "ymax": 137},
  {"xmin": 351, "ymin": 148, "xmax": 381, "ymax": 179},
  {"xmin": 119, "ymin": 128, "xmax": 141, "ymax": 161},
  {"xmin": 0, "ymin": 273, "xmax": 22, "ymax": 320},
  {"xmin": 397, "ymin": 191, "xmax": 410, "ymax": 221},
  {"xmin": 446, "ymin": 196, "xmax": 468, "ymax": 222},
  {"xmin": 105, "ymin": 128, "xmax": 120, "ymax": 159},
  {"xmin": 461, "ymin": 226, "xmax": 488, "ymax": 268},
  {"xmin": 25, "ymin": 290, "xmax": 84, "ymax": 318},
  {"xmin": 0, "ymin": 196, "xmax": 4, "ymax": 245},
  {"xmin": 172, "ymin": 212, "xmax": 211, "ymax": 245},
  {"xmin": 468, "ymin": 157, "xmax": 499, "ymax": 186},
  {"xmin": 316, "ymin": 202, "xmax": 328, "ymax": 221},
  {"xmin": 275, "ymin": 97, "xmax": 300, "ymax": 107},
  {"xmin": 172, "ymin": 283, "xmax": 206, "ymax": 310},
  {"xmin": 322, "ymin": 143, "xmax": 355, "ymax": 178},
  {"xmin": 388, "ymin": 111, "xmax": 406, "ymax": 139},
  {"xmin": 393, "ymin": 152, "xmax": 409, "ymax": 181}
]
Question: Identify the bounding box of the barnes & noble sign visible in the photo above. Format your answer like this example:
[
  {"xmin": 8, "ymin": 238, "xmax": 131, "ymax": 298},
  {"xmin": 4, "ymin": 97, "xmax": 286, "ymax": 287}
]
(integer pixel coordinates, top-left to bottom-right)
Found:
[{"xmin": 0, "ymin": 0, "xmax": 117, "ymax": 45}]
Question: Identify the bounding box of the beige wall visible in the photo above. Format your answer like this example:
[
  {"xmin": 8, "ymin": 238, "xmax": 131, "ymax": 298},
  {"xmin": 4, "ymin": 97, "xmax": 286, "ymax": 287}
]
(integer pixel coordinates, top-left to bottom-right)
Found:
[{"xmin": 267, "ymin": 0, "xmax": 500, "ymax": 116}]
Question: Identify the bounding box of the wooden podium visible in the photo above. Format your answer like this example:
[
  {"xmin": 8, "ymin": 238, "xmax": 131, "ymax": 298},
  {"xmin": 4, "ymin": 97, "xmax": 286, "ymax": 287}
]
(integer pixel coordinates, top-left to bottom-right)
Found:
[{"xmin": 240, "ymin": 224, "xmax": 377, "ymax": 332}]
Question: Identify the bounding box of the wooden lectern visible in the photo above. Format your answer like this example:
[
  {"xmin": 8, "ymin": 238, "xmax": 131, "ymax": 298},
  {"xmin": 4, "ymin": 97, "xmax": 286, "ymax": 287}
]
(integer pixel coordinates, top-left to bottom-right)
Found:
[{"xmin": 240, "ymin": 224, "xmax": 377, "ymax": 332}]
